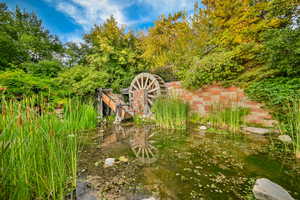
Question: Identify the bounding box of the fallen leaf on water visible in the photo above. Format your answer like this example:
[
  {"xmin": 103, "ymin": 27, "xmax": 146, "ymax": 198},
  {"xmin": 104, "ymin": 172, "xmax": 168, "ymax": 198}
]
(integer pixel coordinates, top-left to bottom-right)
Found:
[{"xmin": 119, "ymin": 156, "xmax": 128, "ymax": 162}]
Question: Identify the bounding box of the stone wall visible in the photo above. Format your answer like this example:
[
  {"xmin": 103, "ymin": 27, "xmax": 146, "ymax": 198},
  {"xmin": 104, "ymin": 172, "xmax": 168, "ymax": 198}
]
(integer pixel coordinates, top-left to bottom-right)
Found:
[{"xmin": 166, "ymin": 81, "xmax": 276, "ymax": 127}]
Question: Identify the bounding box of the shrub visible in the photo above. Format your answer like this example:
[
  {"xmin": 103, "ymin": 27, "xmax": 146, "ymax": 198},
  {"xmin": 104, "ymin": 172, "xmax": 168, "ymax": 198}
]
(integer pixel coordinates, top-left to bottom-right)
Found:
[
  {"xmin": 262, "ymin": 28, "xmax": 300, "ymax": 77},
  {"xmin": 21, "ymin": 60, "xmax": 63, "ymax": 78},
  {"xmin": 183, "ymin": 51, "xmax": 244, "ymax": 89},
  {"xmin": 245, "ymin": 77, "xmax": 300, "ymax": 121},
  {"xmin": 0, "ymin": 70, "xmax": 61, "ymax": 98},
  {"xmin": 57, "ymin": 65, "xmax": 109, "ymax": 96}
]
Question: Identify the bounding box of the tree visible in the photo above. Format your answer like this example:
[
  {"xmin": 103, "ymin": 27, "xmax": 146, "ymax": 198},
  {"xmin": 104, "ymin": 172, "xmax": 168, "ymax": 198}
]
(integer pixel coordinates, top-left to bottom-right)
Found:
[
  {"xmin": 140, "ymin": 12, "xmax": 192, "ymax": 74},
  {"xmin": 84, "ymin": 16, "xmax": 146, "ymax": 91},
  {"xmin": 0, "ymin": 3, "xmax": 63, "ymax": 70},
  {"xmin": 63, "ymin": 42, "xmax": 90, "ymax": 67}
]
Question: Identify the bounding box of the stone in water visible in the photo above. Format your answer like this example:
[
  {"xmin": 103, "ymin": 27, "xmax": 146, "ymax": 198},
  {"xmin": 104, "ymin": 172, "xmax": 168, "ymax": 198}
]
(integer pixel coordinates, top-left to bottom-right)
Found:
[
  {"xmin": 243, "ymin": 127, "xmax": 271, "ymax": 135},
  {"xmin": 104, "ymin": 158, "xmax": 115, "ymax": 168},
  {"xmin": 199, "ymin": 126, "xmax": 207, "ymax": 130},
  {"xmin": 278, "ymin": 135, "xmax": 292, "ymax": 144},
  {"xmin": 253, "ymin": 178, "xmax": 295, "ymax": 200}
]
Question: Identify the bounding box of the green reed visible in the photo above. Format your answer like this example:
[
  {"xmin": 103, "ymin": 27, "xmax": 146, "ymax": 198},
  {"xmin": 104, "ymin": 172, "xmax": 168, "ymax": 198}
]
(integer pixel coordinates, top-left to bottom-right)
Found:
[
  {"xmin": 151, "ymin": 96, "xmax": 189, "ymax": 129},
  {"xmin": 208, "ymin": 102, "xmax": 249, "ymax": 134},
  {"xmin": 285, "ymin": 100, "xmax": 300, "ymax": 158},
  {"xmin": 0, "ymin": 96, "xmax": 97, "ymax": 200}
]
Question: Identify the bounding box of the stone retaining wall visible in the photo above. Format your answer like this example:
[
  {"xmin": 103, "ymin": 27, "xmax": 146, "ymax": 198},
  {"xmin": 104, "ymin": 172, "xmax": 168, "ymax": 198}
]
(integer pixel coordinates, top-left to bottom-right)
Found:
[{"xmin": 166, "ymin": 81, "xmax": 276, "ymax": 127}]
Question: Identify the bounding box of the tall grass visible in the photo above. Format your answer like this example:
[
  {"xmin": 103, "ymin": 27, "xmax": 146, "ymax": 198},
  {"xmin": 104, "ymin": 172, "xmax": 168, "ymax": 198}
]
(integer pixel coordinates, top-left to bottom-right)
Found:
[
  {"xmin": 285, "ymin": 100, "xmax": 300, "ymax": 158},
  {"xmin": 151, "ymin": 96, "xmax": 189, "ymax": 129},
  {"xmin": 0, "ymin": 96, "xmax": 97, "ymax": 200},
  {"xmin": 208, "ymin": 102, "xmax": 249, "ymax": 134}
]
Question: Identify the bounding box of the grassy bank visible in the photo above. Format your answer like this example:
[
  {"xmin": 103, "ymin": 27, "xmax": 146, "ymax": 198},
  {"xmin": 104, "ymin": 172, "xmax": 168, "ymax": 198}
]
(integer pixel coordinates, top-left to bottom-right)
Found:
[{"xmin": 0, "ymin": 97, "xmax": 97, "ymax": 200}]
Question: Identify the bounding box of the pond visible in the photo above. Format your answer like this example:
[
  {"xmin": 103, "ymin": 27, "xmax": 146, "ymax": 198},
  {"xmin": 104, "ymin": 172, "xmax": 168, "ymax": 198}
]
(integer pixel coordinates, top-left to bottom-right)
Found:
[{"xmin": 78, "ymin": 124, "xmax": 300, "ymax": 200}]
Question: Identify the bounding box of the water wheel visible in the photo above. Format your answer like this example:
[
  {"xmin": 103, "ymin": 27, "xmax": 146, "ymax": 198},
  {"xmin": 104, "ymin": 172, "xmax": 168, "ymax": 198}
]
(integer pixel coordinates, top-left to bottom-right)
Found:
[
  {"xmin": 129, "ymin": 73, "xmax": 166, "ymax": 115},
  {"xmin": 130, "ymin": 128, "xmax": 157, "ymax": 164}
]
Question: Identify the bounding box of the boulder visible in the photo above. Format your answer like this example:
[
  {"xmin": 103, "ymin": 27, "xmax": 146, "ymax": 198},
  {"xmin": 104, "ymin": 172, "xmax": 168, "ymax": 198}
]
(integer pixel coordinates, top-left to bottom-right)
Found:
[
  {"xmin": 278, "ymin": 135, "xmax": 292, "ymax": 144},
  {"xmin": 243, "ymin": 127, "xmax": 272, "ymax": 135},
  {"xmin": 253, "ymin": 178, "xmax": 295, "ymax": 200}
]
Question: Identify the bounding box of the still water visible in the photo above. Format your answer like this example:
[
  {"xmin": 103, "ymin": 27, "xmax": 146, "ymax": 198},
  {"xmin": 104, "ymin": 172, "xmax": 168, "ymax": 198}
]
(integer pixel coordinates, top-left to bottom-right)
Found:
[{"xmin": 78, "ymin": 124, "xmax": 300, "ymax": 200}]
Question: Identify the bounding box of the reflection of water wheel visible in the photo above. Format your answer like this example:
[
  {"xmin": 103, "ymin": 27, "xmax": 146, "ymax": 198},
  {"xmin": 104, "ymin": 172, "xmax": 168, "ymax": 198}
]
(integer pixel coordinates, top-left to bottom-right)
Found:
[
  {"xmin": 129, "ymin": 73, "xmax": 166, "ymax": 115},
  {"xmin": 130, "ymin": 131, "xmax": 158, "ymax": 164}
]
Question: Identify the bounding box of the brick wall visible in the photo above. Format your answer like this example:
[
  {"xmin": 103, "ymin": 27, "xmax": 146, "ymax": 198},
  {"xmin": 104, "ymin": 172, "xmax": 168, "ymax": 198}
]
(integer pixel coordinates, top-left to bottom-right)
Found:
[{"xmin": 166, "ymin": 81, "xmax": 276, "ymax": 127}]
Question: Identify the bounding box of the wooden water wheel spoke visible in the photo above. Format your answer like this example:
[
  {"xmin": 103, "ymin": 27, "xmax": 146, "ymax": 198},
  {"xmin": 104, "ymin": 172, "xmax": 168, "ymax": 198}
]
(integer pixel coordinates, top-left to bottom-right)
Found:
[
  {"xmin": 140, "ymin": 77, "xmax": 144, "ymax": 88},
  {"xmin": 147, "ymin": 147, "xmax": 155, "ymax": 157},
  {"xmin": 144, "ymin": 76, "xmax": 149, "ymax": 89},
  {"xmin": 148, "ymin": 87, "xmax": 159, "ymax": 94},
  {"xmin": 147, "ymin": 98, "xmax": 153, "ymax": 105},
  {"xmin": 132, "ymin": 84, "xmax": 139, "ymax": 91},
  {"xmin": 145, "ymin": 148, "xmax": 150, "ymax": 158},
  {"xmin": 148, "ymin": 94, "xmax": 155, "ymax": 99},
  {"xmin": 136, "ymin": 79, "xmax": 142, "ymax": 89},
  {"xmin": 136, "ymin": 147, "xmax": 142, "ymax": 156}
]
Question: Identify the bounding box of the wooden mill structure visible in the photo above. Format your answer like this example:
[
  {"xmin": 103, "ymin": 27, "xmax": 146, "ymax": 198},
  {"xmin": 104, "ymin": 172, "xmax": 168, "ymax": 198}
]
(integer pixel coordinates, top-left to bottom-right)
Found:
[{"xmin": 97, "ymin": 73, "xmax": 167, "ymax": 123}]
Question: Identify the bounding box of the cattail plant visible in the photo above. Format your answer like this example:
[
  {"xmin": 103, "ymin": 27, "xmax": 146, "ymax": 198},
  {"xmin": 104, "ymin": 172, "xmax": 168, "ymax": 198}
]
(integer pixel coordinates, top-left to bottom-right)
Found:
[{"xmin": 0, "ymin": 95, "xmax": 97, "ymax": 200}]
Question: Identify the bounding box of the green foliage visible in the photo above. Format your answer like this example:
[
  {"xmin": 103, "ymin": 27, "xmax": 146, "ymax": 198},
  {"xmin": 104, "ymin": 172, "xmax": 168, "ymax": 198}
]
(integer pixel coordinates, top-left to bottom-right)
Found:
[
  {"xmin": 57, "ymin": 65, "xmax": 109, "ymax": 96},
  {"xmin": 0, "ymin": 70, "xmax": 60, "ymax": 98},
  {"xmin": 21, "ymin": 60, "xmax": 63, "ymax": 78},
  {"xmin": 183, "ymin": 51, "xmax": 244, "ymax": 89},
  {"xmin": 64, "ymin": 42, "xmax": 90, "ymax": 67},
  {"xmin": 245, "ymin": 77, "xmax": 300, "ymax": 121},
  {"xmin": 152, "ymin": 96, "xmax": 189, "ymax": 129},
  {"xmin": 0, "ymin": 97, "xmax": 97, "ymax": 200},
  {"xmin": 285, "ymin": 100, "xmax": 300, "ymax": 157},
  {"xmin": 84, "ymin": 16, "xmax": 146, "ymax": 91},
  {"xmin": 0, "ymin": 3, "xmax": 62, "ymax": 70},
  {"xmin": 263, "ymin": 28, "xmax": 300, "ymax": 77}
]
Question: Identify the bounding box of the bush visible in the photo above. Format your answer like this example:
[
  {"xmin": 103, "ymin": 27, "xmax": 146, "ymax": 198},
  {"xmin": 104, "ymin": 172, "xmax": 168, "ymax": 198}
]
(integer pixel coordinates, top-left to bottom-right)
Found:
[
  {"xmin": 183, "ymin": 51, "xmax": 244, "ymax": 89},
  {"xmin": 57, "ymin": 65, "xmax": 109, "ymax": 96},
  {"xmin": 263, "ymin": 28, "xmax": 300, "ymax": 77},
  {"xmin": 245, "ymin": 77, "xmax": 300, "ymax": 121},
  {"xmin": 21, "ymin": 60, "xmax": 63, "ymax": 78},
  {"xmin": 0, "ymin": 70, "xmax": 61, "ymax": 98}
]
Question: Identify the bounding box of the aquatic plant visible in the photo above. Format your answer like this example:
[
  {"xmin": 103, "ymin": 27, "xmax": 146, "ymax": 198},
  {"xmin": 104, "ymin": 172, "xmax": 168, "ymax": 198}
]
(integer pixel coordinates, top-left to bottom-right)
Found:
[
  {"xmin": 286, "ymin": 100, "xmax": 300, "ymax": 158},
  {"xmin": 0, "ymin": 96, "xmax": 97, "ymax": 200},
  {"xmin": 151, "ymin": 96, "xmax": 189, "ymax": 129},
  {"xmin": 208, "ymin": 102, "xmax": 249, "ymax": 134}
]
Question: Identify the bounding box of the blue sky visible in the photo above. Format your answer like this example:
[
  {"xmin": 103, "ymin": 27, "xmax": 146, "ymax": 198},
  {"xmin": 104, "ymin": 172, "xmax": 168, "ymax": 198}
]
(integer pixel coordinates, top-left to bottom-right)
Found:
[{"xmin": 2, "ymin": 0, "xmax": 197, "ymax": 43}]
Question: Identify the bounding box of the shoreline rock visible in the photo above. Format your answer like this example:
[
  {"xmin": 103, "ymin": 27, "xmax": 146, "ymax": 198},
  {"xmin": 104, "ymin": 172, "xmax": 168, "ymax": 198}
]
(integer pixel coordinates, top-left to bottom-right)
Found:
[{"xmin": 253, "ymin": 178, "xmax": 295, "ymax": 200}]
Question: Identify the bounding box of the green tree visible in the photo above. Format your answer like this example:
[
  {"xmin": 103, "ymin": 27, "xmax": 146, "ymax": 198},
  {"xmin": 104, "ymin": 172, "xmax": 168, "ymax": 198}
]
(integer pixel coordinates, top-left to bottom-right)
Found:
[
  {"xmin": 0, "ymin": 3, "xmax": 63, "ymax": 70},
  {"xmin": 84, "ymin": 16, "xmax": 146, "ymax": 91},
  {"xmin": 63, "ymin": 42, "xmax": 90, "ymax": 67}
]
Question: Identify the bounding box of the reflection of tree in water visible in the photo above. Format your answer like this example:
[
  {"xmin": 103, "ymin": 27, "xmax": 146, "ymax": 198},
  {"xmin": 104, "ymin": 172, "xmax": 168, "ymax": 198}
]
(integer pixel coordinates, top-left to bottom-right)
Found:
[{"xmin": 130, "ymin": 127, "xmax": 158, "ymax": 164}]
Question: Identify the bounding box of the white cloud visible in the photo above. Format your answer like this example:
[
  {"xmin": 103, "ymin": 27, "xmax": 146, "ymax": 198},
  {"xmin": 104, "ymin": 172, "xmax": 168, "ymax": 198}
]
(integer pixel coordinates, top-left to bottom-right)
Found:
[
  {"xmin": 51, "ymin": 0, "xmax": 128, "ymax": 31},
  {"xmin": 44, "ymin": 0, "xmax": 196, "ymax": 42},
  {"xmin": 47, "ymin": 0, "xmax": 195, "ymax": 30}
]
